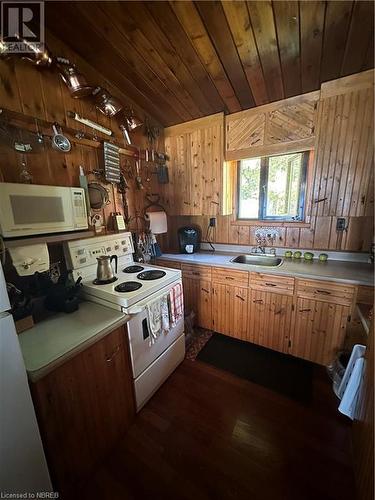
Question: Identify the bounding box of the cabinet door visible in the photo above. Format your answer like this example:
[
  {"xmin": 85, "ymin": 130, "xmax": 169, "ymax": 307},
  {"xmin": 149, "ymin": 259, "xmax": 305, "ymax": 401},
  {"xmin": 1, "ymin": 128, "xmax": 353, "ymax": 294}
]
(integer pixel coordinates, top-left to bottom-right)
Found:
[
  {"xmin": 248, "ymin": 290, "xmax": 292, "ymax": 353},
  {"xmin": 212, "ymin": 283, "xmax": 248, "ymax": 340},
  {"xmin": 31, "ymin": 327, "xmax": 135, "ymax": 493},
  {"xmin": 183, "ymin": 277, "xmax": 212, "ymax": 329},
  {"xmin": 290, "ymin": 298, "xmax": 350, "ymax": 365},
  {"xmin": 162, "ymin": 114, "xmax": 224, "ymax": 216}
]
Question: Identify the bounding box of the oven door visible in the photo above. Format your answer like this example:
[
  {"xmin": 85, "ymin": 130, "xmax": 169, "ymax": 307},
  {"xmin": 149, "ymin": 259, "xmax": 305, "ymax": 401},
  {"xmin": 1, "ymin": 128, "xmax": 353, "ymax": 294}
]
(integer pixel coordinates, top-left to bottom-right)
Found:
[
  {"xmin": 0, "ymin": 183, "xmax": 78, "ymax": 237},
  {"xmin": 126, "ymin": 282, "xmax": 184, "ymax": 379}
]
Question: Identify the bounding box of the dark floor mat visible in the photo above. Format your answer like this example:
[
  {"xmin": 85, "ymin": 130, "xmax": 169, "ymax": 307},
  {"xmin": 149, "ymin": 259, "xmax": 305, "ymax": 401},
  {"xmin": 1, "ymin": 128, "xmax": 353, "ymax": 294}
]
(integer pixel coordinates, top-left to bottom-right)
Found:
[{"xmin": 197, "ymin": 333, "xmax": 313, "ymax": 403}]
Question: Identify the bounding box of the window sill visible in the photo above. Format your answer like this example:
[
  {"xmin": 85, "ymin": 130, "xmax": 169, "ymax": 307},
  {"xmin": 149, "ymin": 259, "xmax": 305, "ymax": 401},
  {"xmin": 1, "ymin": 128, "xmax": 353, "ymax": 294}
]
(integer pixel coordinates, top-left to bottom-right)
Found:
[{"xmin": 231, "ymin": 219, "xmax": 311, "ymax": 228}]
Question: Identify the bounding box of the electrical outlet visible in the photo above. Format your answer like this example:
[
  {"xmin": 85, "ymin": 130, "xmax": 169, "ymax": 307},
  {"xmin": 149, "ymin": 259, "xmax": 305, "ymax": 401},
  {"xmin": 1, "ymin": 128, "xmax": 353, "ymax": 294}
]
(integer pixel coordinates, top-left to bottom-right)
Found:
[
  {"xmin": 209, "ymin": 217, "xmax": 216, "ymax": 227},
  {"xmin": 336, "ymin": 218, "xmax": 346, "ymax": 231}
]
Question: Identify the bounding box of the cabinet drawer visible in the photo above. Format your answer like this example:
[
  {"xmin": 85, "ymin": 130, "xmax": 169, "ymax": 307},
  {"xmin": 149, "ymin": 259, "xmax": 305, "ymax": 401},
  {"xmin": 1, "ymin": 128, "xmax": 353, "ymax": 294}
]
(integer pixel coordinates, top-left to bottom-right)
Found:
[
  {"xmin": 250, "ymin": 272, "xmax": 294, "ymax": 296},
  {"xmin": 212, "ymin": 267, "xmax": 249, "ymax": 286},
  {"xmin": 181, "ymin": 264, "xmax": 212, "ymax": 280},
  {"xmin": 155, "ymin": 259, "xmax": 181, "ymax": 270},
  {"xmin": 296, "ymin": 279, "xmax": 356, "ymax": 306}
]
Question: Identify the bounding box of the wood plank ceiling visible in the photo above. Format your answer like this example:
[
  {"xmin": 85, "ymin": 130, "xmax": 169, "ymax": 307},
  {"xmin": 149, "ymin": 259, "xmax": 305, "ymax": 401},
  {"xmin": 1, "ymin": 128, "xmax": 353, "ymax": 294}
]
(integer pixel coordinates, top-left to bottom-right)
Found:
[{"xmin": 45, "ymin": 1, "xmax": 374, "ymax": 127}]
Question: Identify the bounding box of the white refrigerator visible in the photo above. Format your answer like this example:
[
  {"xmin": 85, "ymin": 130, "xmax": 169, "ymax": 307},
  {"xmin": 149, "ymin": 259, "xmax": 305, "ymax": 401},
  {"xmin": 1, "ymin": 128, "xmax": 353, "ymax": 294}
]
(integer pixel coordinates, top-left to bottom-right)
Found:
[{"xmin": 0, "ymin": 261, "xmax": 52, "ymax": 493}]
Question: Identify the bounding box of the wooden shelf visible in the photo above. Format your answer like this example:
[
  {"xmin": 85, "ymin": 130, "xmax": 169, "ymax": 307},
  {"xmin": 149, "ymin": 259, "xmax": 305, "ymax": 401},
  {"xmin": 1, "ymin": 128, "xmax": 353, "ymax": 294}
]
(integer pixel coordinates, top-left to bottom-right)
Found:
[{"xmin": 4, "ymin": 230, "xmax": 95, "ymax": 248}]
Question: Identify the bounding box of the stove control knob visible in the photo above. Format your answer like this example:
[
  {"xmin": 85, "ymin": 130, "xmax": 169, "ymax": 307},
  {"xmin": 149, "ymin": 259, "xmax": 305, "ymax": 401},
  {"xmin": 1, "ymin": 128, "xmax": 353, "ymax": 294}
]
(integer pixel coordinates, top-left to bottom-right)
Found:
[
  {"xmin": 122, "ymin": 246, "xmax": 128, "ymax": 253},
  {"xmin": 115, "ymin": 245, "xmax": 119, "ymax": 250}
]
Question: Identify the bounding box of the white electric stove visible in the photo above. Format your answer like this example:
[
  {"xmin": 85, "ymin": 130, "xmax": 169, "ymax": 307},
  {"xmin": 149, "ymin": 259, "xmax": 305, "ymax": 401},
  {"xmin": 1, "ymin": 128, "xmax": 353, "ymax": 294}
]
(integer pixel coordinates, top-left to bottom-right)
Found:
[{"xmin": 64, "ymin": 233, "xmax": 185, "ymax": 411}]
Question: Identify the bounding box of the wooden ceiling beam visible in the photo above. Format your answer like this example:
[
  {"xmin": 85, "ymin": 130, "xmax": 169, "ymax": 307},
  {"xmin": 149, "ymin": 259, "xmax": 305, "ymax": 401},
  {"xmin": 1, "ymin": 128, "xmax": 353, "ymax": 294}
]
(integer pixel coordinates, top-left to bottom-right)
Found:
[
  {"xmin": 247, "ymin": 1, "xmax": 284, "ymax": 102},
  {"xmin": 221, "ymin": 1, "xmax": 268, "ymax": 106},
  {"xmin": 169, "ymin": 0, "xmax": 241, "ymax": 114},
  {"xmin": 300, "ymin": 0, "xmax": 326, "ymax": 93},
  {"xmin": 273, "ymin": 1, "xmax": 302, "ymax": 98},
  {"xmin": 195, "ymin": 1, "xmax": 255, "ymax": 109}
]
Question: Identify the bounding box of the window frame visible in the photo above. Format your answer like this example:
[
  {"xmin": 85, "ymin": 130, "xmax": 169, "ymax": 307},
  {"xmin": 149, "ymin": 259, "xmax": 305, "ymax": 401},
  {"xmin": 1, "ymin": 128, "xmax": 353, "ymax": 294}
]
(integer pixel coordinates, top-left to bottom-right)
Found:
[{"xmin": 236, "ymin": 150, "xmax": 309, "ymax": 222}]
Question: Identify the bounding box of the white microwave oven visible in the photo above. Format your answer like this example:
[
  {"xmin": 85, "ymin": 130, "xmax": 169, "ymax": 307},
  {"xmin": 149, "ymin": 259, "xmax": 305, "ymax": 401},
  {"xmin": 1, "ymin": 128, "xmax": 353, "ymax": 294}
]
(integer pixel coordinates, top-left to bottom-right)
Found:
[{"xmin": 0, "ymin": 183, "xmax": 88, "ymax": 237}]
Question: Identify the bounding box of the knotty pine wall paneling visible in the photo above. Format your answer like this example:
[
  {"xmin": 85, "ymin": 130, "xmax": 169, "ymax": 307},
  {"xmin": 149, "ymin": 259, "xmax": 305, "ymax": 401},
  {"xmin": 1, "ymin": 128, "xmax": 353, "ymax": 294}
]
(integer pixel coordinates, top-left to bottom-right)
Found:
[
  {"xmin": 167, "ymin": 71, "xmax": 374, "ymax": 253},
  {"xmin": 0, "ymin": 30, "xmax": 164, "ymax": 239}
]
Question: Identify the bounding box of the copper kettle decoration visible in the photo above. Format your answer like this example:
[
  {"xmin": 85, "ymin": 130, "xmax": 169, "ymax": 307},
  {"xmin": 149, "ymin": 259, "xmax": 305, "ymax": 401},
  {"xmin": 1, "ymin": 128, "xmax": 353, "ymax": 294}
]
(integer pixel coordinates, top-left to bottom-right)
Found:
[{"xmin": 56, "ymin": 57, "xmax": 92, "ymax": 98}]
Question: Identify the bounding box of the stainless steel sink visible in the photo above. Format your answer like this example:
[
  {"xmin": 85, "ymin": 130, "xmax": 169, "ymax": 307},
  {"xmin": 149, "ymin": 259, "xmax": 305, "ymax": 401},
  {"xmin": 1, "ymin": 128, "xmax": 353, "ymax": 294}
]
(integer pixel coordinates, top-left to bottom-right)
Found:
[{"xmin": 230, "ymin": 254, "xmax": 283, "ymax": 267}]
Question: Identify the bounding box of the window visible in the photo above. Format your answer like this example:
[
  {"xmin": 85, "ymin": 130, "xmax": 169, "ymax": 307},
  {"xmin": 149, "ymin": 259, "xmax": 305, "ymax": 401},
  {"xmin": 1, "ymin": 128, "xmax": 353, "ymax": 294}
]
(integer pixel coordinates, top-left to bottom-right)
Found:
[{"xmin": 237, "ymin": 151, "xmax": 309, "ymax": 221}]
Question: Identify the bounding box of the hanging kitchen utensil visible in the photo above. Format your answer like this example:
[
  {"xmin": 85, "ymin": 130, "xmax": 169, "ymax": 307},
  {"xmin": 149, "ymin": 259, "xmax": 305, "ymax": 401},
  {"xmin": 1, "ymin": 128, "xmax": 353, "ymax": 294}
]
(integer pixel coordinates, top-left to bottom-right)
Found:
[
  {"xmin": 67, "ymin": 111, "xmax": 114, "ymax": 136},
  {"xmin": 157, "ymin": 163, "xmax": 169, "ymax": 184},
  {"xmin": 51, "ymin": 123, "xmax": 71, "ymax": 152},
  {"xmin": 93, "ymin": 87, "xmax": 123, "ymax": 117},
  {"xmin": 135, "ymin": 160, "xmax": 144, "ymax": 190},
  {"xmin": 34, "ymin": 118, "xmax": 44, "ymax": 144},
  {"xmin": 21, "ymin": 42, "xmax": 53, "ymax": 67},
  {"xmin": 103, "ymin": 142, "xmax": 121, "ymax": 184},
  {"xmin": 88, "ymin": 183, "xmax": 110, "ymax": 209},
  {"xmin": 118, "ymin": 172, "xmax": 130, "ymax": 225},
  {"xmin": 120, "ymin": 123, "xmax": 131, "ymax": 145},
  {"xmin": 18, "ymin": 154, "xmax": 32, "ymax": 183},
  {"xmin": 56, "ymin": 57, "xmax": 92, "ymax": 98},
  {"xmin": 122, "ymin": 108, "xmax": 143, "ymax": 131}
]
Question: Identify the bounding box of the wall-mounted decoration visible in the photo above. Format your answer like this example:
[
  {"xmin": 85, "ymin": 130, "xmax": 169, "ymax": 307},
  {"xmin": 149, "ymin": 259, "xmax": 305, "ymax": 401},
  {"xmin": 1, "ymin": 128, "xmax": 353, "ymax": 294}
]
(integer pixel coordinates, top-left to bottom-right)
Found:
[
  {"xmin": 254, "ymin": 227, "xmax": 279, "ymax": 245},
  {"xmin": 51, "ymin": 124, "xmax": 71, "ymax": 152},
  {"xmin": 103, "ymin": 142, "xmax": 120, "ymax": 184},
  {"xmin": 93, "ymin": 87, "xmax": 123, "ymax": 117},
  {"xmin": 67, "ymin": 111, "xmax": 113, "ymax": 136},
  {"xmin": 56, "ymin": 57, "xmax": 92, "ymax": 98}
]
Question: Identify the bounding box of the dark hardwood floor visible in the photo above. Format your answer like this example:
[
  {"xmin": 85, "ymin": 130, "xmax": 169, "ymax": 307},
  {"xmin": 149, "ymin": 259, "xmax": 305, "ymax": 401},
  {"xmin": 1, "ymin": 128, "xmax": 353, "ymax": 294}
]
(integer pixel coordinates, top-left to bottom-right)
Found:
[{"xmin": 77, "ymin": 359, "xmax": 355, "ymax": 500}]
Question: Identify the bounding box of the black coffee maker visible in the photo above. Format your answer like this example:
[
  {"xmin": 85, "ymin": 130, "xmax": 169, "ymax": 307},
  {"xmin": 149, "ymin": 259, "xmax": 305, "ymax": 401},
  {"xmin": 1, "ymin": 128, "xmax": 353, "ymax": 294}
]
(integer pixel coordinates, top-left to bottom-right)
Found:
[{"xmin": 178, "ymin": 226, "xmax": 200, "ymax": 254}]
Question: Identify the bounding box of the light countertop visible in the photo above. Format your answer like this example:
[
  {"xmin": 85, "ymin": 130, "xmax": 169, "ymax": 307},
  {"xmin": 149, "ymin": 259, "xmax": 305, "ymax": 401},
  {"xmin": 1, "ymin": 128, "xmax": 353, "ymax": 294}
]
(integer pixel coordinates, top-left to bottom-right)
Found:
[
  {"xmin": 158, "ymin": 251, "xmax": 374, "ymax": 286},
  {"xmin": 19, "ymin": 302, "xmax": 129, "ymax": 382}
]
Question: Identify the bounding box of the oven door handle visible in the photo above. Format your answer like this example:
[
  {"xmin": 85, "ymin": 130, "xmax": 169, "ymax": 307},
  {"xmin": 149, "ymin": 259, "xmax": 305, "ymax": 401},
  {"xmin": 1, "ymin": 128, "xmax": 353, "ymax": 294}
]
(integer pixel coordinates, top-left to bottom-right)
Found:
[
  {"xmin": 122, "ymin": 305, "xmax": 144, "ymax": 315},
  {"xmin": 122, "ymin": 279, "xmax": 183, "ymax": 316}
]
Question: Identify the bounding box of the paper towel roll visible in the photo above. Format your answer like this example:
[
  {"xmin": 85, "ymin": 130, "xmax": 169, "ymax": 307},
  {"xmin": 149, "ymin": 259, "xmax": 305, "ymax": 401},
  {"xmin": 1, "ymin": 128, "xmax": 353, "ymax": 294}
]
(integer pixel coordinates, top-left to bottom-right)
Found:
[{"xmin": 145, "ymin": 211, "xmax": 167, "ymax": 234}]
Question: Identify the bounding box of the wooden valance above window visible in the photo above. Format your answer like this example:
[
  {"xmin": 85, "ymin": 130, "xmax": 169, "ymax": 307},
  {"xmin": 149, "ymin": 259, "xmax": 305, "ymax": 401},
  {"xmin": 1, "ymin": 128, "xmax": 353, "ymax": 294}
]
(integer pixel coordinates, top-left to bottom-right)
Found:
[{"xmin": 225, "ymin": 91, "xmax": 319, "ymax": 161}]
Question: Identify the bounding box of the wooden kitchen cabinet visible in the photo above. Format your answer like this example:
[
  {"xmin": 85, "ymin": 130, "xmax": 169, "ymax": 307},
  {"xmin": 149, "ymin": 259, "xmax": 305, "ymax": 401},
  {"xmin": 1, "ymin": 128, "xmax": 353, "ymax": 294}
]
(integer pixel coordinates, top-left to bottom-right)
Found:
[
  {"xmin": 31, "ymin": 326, "xmax": 135, "ymax": 495},
  {"xmin": 290, "ymin": 298, "xmax": 350, "ymax": 365},
  {"xmin": 160, "ymin": 260, "xmax": 361, "ymax": 366},
  {"xmin": 212, "ymin": 283, "xmax": 248, "ymax": 340},
  {"xmin": 161, "ymin": 113, "xmax": 231, "ymax": 216},
  {"xmin": 183, "ymin": 276, "xmax": 213, "ymax": 329},
  {"xmin": 248, "ymin": 290, "xmax": 293, "ymax": 353}
]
